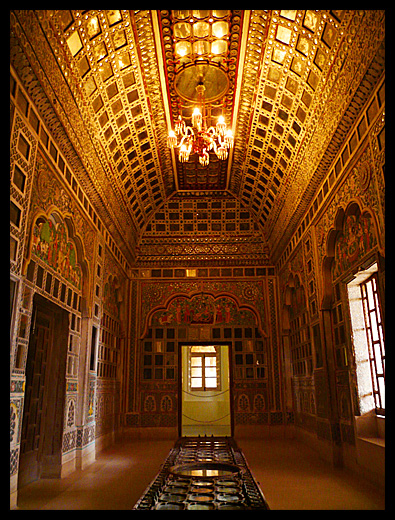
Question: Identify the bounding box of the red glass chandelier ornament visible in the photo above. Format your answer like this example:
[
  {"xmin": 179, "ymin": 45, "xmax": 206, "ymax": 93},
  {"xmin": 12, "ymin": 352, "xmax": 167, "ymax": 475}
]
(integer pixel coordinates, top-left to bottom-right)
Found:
[{"xmin": 167, "ymin": 83, "xmax": 233, "ymax": 166}]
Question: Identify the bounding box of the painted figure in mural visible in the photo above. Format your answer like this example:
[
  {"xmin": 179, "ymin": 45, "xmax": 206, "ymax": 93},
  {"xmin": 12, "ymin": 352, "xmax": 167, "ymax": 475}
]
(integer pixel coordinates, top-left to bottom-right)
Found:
[
  {"xmin": 176, "ymin": 301, "xmax": 182, "ymax": 324},
  {"xmin": 215, "ymin": 303, "xmax": 223, "ymax": 323},
  {"xmin": 225, "ymin": 303, "xmax": 231, "ymax": 323},
  {"xmin": 158, "ymin": 313, "xmax": 173, "ymax": 325},
  {"xmin": 152, "ymin": 294, "xmax": 257, "ymax": 328},
  {"xmin": 333, "ymin": 212, "xmax": 377, "ymax": 280},
  {"xmin": 192, "ymin": 303, "xmax": 213, "ymax": 323},
  {"xmin": 103, "ymin": 277, "xmax": 120, "ymax": 319},
  {"xmin": 184, "ymin": 302, "xmax": 191, "ymax": 323},
  {"xmin": 31, "ymin": 217, "xmax": 82, "ymax": 290}
]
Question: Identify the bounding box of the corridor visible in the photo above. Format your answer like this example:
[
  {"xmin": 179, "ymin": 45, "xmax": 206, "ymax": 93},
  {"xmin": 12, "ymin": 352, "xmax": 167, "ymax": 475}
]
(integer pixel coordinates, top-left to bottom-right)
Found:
[{"xmin": 10, "ymin": 10, "xmax": 385, "ymax": 508}]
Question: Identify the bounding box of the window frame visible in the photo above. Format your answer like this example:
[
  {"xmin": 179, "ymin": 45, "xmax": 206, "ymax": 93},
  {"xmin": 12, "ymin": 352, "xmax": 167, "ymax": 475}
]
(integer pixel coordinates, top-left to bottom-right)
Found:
[
  {"xmin": 188, "ymin": 345, "xmax": 220, "ymax": 391},
  {"xmin": 347, "ymin": 263, "xmax": 385, "ymax": 416},
  {"xmin": 360, "ymin": 272, "xmax": 385, "ymax": 415}
]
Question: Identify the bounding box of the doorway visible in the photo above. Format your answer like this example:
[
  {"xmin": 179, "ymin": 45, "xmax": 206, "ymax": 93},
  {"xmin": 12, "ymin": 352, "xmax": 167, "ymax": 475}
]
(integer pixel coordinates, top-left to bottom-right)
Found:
[
  {"xmin": 180, "ymin": 343, "xmax": 232, "ymax": 436},
  {"xmin": 18, "ymin": 294, "xmax": 69, "ymax": 488}
]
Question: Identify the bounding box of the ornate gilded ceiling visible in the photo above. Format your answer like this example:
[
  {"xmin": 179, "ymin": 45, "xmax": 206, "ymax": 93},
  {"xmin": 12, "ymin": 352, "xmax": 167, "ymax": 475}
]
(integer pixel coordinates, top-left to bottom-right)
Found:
[{"xmin": 10, "ymin": 10, "xmax": 385, "ymax": 267}]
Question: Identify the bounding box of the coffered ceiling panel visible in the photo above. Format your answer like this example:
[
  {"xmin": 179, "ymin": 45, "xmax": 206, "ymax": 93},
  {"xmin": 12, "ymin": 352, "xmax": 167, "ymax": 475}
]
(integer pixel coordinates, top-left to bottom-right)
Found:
[
  {"xmin": 137, "ymin": 193, "xmax": 269, "ymax": 266},
  {"xmin": 10, "ymin": 10, "xmax": 385, "ymax": 267}
]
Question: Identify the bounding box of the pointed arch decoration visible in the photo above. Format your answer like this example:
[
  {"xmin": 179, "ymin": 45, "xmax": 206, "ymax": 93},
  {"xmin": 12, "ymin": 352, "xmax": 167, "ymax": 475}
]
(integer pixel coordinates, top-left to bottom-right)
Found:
[
  {"xmin": 321, "ymin": 200, "xmax": 382, "ymax": 307},
  {"xmin": 26, "ymin": 209, "xmax": 89, "ymax": 294},
  {"xmin": 142, "ymin": 291, "xmax": 265, "ymax": 339},
  {"xmin": 140, "ymin": 279, "xmax": 268, "ymax": 338}
]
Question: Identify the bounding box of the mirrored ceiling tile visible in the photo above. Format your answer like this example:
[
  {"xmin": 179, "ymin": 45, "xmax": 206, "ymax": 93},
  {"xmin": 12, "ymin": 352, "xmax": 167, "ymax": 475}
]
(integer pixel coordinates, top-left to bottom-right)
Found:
[
  {"xmin": 174, "ymin": 22, "xmax": 191, "ymax": 38},
  {"xmin": 276, "ymin": 25, "xmax": 292, "ymax": 45},
  {"xmin": 212, "ymin": 40, "xmax": 227, "ymax": 55},
  {"xmin": 303, "ymin": 10, "xmax": 319, "ymax": 32},
  {"xmin": 175, "ymin": 40, "xmax": 192, "ymax": 57},
  {"xmin": 193, "ymin": 10, "xmax": 210, "ymax": 19},
  {"xmin": 280, "ymin": 10, "xmax": 297, "ymax": 21},
  {"xmin": 213, "ymin": 10, "xmax": 230, "ymax": 18},
  {"xmin": 107, "ymin": 10, "xmax": 122, "ymax": 26},
  {"xmin": 212, "ymin": 21, "xmax": 228, "ymax": 38},
  {"xmin": 86, "ymin": 15, "xmax": 101, "ymax": 39},
  {"xmin": 66, "ymin": 30, "xmax": 83, "ymax": 56},
  {"xmin": 193, "ymin": 21, "xmax": 210, "ymax": 38}
]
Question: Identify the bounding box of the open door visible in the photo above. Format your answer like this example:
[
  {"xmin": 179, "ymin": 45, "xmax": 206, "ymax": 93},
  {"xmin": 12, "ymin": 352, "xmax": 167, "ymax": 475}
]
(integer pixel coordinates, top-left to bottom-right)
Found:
[{"xmin": 181, "ymin": 344, "xmax": 231, "ymax": 436}]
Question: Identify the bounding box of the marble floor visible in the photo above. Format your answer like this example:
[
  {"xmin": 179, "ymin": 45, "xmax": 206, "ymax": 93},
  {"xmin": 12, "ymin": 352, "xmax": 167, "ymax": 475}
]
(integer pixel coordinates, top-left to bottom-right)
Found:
[{"xmin": 16, "ymin": 437, "xmax": 385, "ymax": 510}]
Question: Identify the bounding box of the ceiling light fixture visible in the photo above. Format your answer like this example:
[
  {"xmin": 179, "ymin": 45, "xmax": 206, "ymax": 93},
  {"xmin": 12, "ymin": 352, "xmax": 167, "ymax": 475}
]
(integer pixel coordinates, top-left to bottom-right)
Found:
[{"xmin": 167, "ymin": 81, "xmax": 233, "ymax": 166}]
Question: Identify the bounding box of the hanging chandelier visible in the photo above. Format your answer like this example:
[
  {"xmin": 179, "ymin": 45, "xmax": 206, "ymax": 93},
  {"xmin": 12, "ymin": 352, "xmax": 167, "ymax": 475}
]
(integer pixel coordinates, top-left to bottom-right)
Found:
[{"xmin": 167, "ymin": 83, "xmax": 234, "ymax": 167}]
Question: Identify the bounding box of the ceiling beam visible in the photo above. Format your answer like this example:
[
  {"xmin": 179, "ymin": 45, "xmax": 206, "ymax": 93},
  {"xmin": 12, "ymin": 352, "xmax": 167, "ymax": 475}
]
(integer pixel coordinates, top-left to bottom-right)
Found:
[
  {"xmin": 226, "ymin": 10, "xmax": 251, "ymax": 192},
  {"xmin": 151, "ymin": 10, "xmax": 179, "ymax": 191}
]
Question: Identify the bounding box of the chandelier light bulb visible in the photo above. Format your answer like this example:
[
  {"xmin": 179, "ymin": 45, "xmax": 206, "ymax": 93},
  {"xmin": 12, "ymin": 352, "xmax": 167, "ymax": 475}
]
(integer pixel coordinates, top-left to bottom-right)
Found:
[
  {"xmin": 192, "ymin": 107, "xmax": 203, "ymax": 131},
  {"xmin": 167, "ymin": 129, "xmax": 177, "ymax": 148},
  {"xmin": 199, "ymin": 150, "xmax": 209, "ymax": 166},
  {"xmin": 175, "ymin": 115, "xmax": 184, "ymax": 135},
  {"xmin": 216, "ymin": 145, "xmax": 228, "ymax": 160},
  {"xmin": 179, "ymin": 143, "xmax": 190, "ymax": 162},
  {"xmin": 224, "ymin": 129, "xmax": 234, "ymax": 149},
  {"xmin": 216, "ymin": 115, "xmax": 226, "ymax": 136}
]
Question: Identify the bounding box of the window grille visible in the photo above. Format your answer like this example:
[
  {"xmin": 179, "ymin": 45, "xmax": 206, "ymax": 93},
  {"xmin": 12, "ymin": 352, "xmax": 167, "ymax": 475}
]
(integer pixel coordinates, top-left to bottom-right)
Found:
[{"xmin": 360, "ymin": 273, "xmax": 385, "ymax": 415}]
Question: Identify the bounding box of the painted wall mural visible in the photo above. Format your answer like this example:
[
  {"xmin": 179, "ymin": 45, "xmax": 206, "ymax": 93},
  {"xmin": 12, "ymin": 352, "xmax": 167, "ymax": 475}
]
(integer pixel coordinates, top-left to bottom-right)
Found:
[
  {"xmin": 151, "ymin": 294, "xmax": 257, "ymax": 327},
  {"xmin": 30, "ymin": 216, "xmax": 82, "ymax": 290},
  {"xmin": 31, "ymin": 153, "xmax": 96, "ymax": 265},
  {"xmin": 141, "ymin": 279, "xmax": 266, "ymax": 336},
  {"xmin": 103, "ymin": 276, "xmax": 120, "ymax": 319},
  {"xmin": 332, "ymin": 211, "xmax": 377, "ymax": 281}
]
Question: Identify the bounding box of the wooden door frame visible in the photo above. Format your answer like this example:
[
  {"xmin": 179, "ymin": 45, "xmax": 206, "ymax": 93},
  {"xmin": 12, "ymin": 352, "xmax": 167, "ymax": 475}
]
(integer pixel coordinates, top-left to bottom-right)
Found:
[
  {"xmin": 178, "ymin": 340, "xmax": 234, "ymax": 437},
  {"xmin": 19, "ymin": 293, "xmax": 69, "ymax": 485}
]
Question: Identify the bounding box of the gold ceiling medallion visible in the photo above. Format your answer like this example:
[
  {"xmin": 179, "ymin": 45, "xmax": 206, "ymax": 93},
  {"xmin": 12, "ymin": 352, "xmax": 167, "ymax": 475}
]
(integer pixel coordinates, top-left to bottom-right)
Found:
[{"xmin": 174, "ymin": 63, "xmax": 229, "ymax": 103}]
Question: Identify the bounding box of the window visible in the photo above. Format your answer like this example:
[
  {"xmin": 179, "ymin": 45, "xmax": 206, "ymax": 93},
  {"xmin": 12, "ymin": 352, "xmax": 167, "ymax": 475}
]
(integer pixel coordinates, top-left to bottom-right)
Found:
[
  {"xmin": 189, "ymin": 345, "xmax": 219, "ymax": 391},
  {"xmin": 347, "ymin": 263, "xmax": 385, "ymax": 415},
  {"xmin": 360, "ymin": 273, "xmax": 385, "ymax": 414}
]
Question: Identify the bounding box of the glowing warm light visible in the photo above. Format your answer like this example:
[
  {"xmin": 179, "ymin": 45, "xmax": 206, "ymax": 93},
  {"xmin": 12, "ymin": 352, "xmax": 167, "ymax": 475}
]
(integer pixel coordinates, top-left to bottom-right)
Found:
[
  {"xmin": 175, "ymin": 41, "xmax": 191, "ymax": 57},
  {"xmin": 199, "ymin": 150, "xmax": 209, "ymax": 166},
  {"xmin": 167, "ymin": 130, "xmax": 177, "ymax": 148},
  {"xmin": 224, "ymin": 129, "xmax": 234, "ymax": 148},
  {"xmin": 216, "ymin": 115, "xmax": 226, "ymax": 136},
  {"xmin": 167, "ymin": 85, "xmax": 234, "ymax": 166},
  {"xmin": 192, "ymin": 107, "xmax": 203, "ymax": 131},
  {"xmin": 215, "ymin": 145, "xmax": 228, "ymax": 160},
  {"xmin": 179, "ymin": 143, "xmax": 190, "ymax": 162}
]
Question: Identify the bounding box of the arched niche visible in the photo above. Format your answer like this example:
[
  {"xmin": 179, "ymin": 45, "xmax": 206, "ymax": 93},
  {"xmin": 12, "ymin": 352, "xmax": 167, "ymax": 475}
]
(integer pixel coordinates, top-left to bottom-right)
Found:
[
  {"xmin": 25, "ymin": 209, "xmax": 90, "ymax": 303},
  {"xmin": 321, "ymin": 200, "xmax": 381, "ymax": 309}
]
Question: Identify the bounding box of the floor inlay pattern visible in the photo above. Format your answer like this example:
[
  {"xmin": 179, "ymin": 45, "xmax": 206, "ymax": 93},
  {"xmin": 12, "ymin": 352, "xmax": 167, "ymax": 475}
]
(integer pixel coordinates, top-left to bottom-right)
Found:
[{"xmin": 133, "ymin": 436, "xmax": 270, "ymax": 510}]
